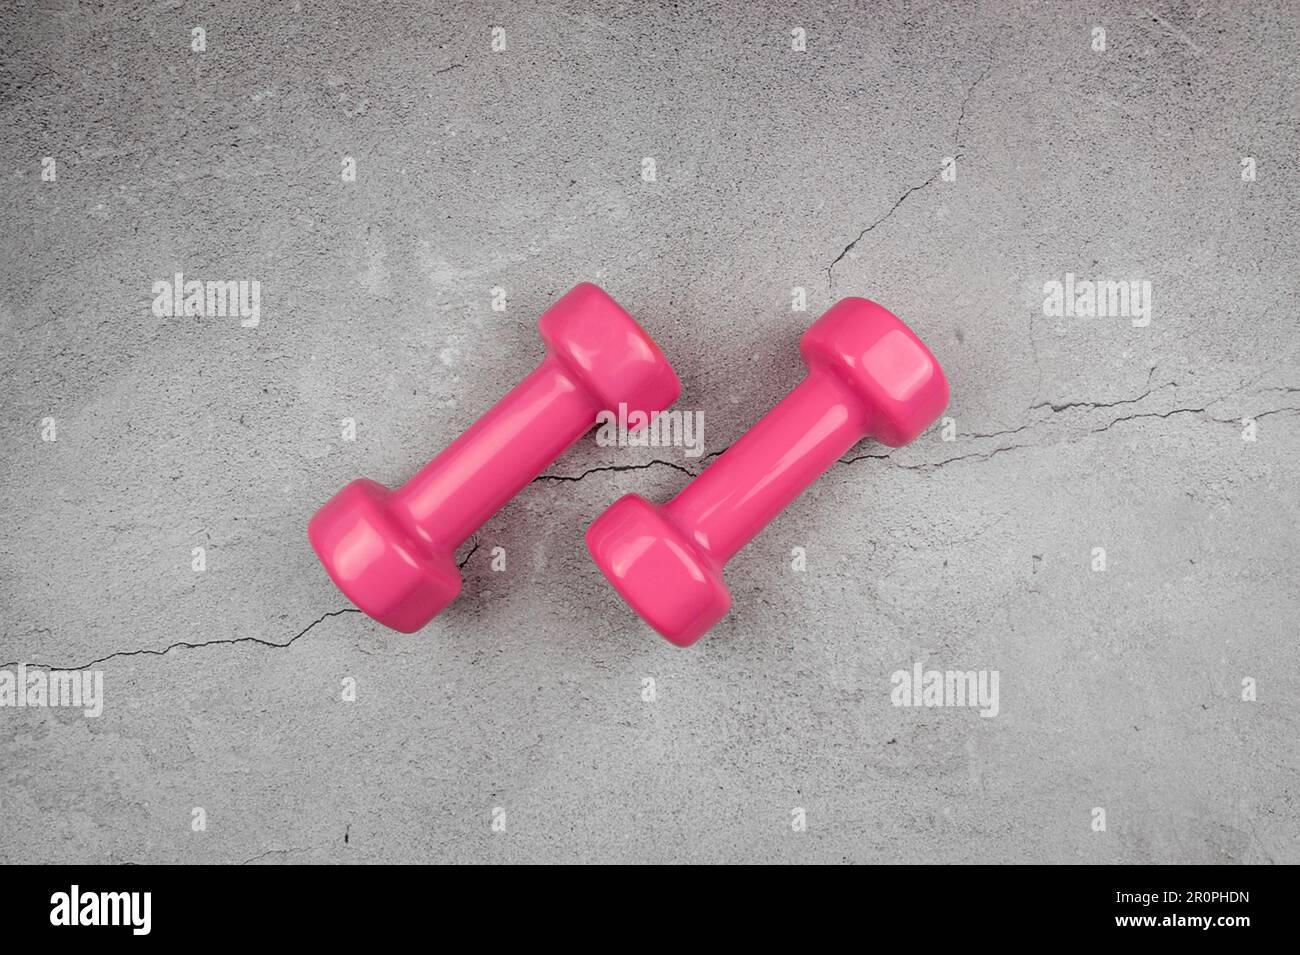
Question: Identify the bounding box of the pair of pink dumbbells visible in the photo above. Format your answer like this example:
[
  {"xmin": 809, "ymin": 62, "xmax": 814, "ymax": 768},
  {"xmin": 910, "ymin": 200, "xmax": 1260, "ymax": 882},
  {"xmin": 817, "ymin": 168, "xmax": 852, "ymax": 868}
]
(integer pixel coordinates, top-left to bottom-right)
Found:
[{"xmin": 308, "ymin": 283, "xmax": 949, "ymax": 647}]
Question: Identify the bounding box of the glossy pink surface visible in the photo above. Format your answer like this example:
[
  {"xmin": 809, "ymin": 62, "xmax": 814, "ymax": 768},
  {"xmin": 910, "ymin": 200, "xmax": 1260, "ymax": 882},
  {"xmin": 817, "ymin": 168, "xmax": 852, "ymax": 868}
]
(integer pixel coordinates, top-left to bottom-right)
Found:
[
  {"xmin": 309, "ymin": 283, "xmax": 680, "ymax": 632},
  {"xmin": 586, "ymin": 297, "xmax": 949, "ymax": 646}
]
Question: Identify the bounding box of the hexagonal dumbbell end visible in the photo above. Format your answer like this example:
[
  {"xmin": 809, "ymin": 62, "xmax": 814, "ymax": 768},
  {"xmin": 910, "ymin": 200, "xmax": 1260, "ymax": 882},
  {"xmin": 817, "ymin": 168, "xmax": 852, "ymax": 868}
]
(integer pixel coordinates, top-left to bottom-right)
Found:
[
  {"xmin": 538, "ymin": 282, "xmax": 681, "ymax": 420},
  {"xmin": 584, "ymin": 493, "xmax": 732, "ymax": 646},
  {"xmin": 310, "ymin": 283, "xmax": 680, "ymax": 632},
  {"xmin": 586, "ymin": 296, "xmax": 948, "ymax": 646},
  {"xmin": 800, "ymin": 297, "xmax": 950, "ymax": 447},
  {"xmin": 308, "ymin": 478, "xmax": 464, "ymax": 632}
]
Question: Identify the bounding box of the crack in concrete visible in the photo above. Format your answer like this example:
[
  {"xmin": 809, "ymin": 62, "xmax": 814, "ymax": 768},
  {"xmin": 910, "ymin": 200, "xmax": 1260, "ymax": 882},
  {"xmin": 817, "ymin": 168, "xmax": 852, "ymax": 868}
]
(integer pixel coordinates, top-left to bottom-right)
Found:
[
  {"xmin": 456, "ymin": 537, "xmax": 481, "ymax": 570},
  {"xmin": 837, "ymin": 382, "xmax": 1300, "ymax": 472},
  {"xmin": 534, "ymin": 447, "xmax": 728, "ymax": 484},
  {"xmin": 1089, "ymin": 404, "xmax": 1300, "ymax": 435},
  {"xmin": 823, "ymin": 49, "xmax": 994, "ymax": 291},
  {"xmin": 533, "ymin": 459, "xmax": 694, "ymax": 482},
  {"xmin": 238, "ymin": 847, "xmax": 306, "ymax": 865},
  {"xmin": 1030, "ymin": 381, "xmax": 1171, "ymax": 414},
  {"xmin": 1251, "ymin": 407, "xmax": 1300, "ymax": 420},
  {"xmin": 1, "ymin": 607, "xmax": 361, "ymax": 673},
  {"xmin": 823, "ymin": 164, "xmax": 952, "ymax": 289},
  {"xmin": 954, "ymin": 53, "xmax": 995, "ymax": 147},
  {"xmin": 1029, "ymin": 366, "xmax": 1160, "ymax": 414},
  {"xmin": 963, "ymin": 423, "xmax": 1032, "ymax": 440},
  {"xmin": 904, "ymin": 442, "xmax": 1030, "ymax": 470},
  {"xmin": 841, "ymin": 450, "xmax": 894, "ymax": 466},
  {"xmin": 1087, "ymin": 404, "xmax": 1213, "ymax": 434}
]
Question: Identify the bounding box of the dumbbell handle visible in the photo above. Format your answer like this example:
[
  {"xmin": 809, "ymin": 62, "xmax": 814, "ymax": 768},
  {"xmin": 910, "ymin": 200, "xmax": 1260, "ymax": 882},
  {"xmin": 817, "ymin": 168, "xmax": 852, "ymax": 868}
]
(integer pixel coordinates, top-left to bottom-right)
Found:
[
  {"xmin": 394, "ymin": 356, "xmax": 599, "ymax": 554},
  {"xmin": 665, "ymin": 369, "xmax": 869, "ymax": 564}
]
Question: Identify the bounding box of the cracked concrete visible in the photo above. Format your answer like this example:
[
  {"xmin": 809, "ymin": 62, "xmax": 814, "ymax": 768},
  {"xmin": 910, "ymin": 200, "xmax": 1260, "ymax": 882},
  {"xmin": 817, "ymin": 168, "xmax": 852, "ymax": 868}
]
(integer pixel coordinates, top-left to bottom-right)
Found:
[
  {"xmin": 1, "ymin": 1, "xmax": 1298, "ymax": 864},
  {"xmin": 0, "ymin": 608, "xmax": 362, "ymax": 673},
  {"xmin": 824, "ymin": 165, "xmax": 953, "ymax": 288}
]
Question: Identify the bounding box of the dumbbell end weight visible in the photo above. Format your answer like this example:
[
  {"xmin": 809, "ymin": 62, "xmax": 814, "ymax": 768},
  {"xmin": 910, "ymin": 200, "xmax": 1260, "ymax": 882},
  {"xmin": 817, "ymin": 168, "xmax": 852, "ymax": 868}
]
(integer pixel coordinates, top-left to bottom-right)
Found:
[
  {"xmin": 800, "ymin": 296, "xmax": 949, "ymax": 446},
  {"xmin": 308, "ymin": 478, "xmax": 462, "ymax": 632},
  {"xmin": 539, "ymin": 282, "xmax": 681, "ymax": 415},
  {"xmin": 585, "ymin": 494, "xmax": 732, "ymax": 645},
  {"xmin": 587, "ymin": 297, "xmax": 948, "ymax": 646}
]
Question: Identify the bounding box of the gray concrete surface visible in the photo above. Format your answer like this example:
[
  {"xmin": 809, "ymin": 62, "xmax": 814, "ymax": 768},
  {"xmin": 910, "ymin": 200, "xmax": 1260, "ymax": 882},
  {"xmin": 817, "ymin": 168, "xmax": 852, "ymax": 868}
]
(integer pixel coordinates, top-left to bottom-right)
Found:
[{"xmin": 1, "ymin": 0, "xmax": 1297, "ymax": 864}]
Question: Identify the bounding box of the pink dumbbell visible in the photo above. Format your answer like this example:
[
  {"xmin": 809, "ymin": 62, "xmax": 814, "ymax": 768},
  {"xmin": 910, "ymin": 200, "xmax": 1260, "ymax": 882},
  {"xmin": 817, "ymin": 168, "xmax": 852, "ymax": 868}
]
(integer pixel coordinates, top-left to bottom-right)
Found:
[
  {"xmin": 586, "ymin": 297, "xmax": 949, "ymax": 646},
  {"xmin": 310, "ymin": 283, "xmax": 680, "ymax": 632}
]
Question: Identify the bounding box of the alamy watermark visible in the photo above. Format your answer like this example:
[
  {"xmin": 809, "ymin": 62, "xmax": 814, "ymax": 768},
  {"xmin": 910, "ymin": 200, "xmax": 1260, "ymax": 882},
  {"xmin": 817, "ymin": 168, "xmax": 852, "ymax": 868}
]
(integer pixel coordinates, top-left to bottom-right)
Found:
[
  {"xmin": 50, "ymin": 885, "xmax": 150, "ymax": 935},
  {"xmin": 0, "ymin": 665, "xmax": 103, "ymax": 717},
  {"xmin": 595, "ymin": 404, "xmax": 705, "ymax": 458},
  {"xmin": 890, "ymin": 662, "xmax": 999, "ymax": 718},
  {"xmin": 1042, "ymin": 272, "xmax": 1151, "ymax": 327},
  {"xmin": 151, "ymin": 272, "xmax": 261, "ymax": 327}
]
